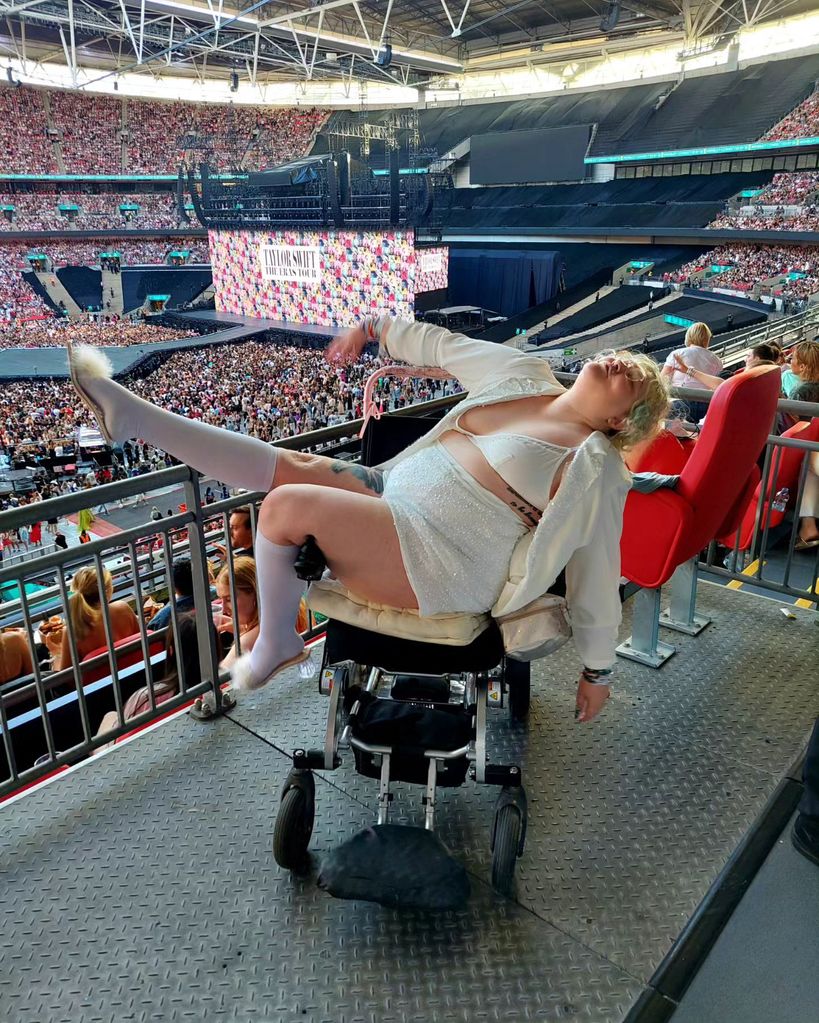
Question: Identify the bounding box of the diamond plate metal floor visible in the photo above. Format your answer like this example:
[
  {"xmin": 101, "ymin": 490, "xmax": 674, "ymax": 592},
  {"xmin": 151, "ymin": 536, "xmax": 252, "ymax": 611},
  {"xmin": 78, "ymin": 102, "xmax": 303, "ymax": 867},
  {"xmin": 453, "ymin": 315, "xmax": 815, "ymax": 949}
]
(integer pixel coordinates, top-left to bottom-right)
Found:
[{"xmin": 2, "ymin": 583, "xmax": 817, "ymax": 1023}]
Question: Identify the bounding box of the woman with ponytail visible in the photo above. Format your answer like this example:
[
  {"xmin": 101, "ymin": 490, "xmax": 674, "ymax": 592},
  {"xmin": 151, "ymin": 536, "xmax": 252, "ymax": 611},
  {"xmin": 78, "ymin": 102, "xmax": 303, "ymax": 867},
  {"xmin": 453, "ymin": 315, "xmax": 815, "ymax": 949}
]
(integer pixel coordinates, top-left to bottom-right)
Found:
[{"xmin": 51, "ymin": 566, "xmax": 139, "ymax": 671}]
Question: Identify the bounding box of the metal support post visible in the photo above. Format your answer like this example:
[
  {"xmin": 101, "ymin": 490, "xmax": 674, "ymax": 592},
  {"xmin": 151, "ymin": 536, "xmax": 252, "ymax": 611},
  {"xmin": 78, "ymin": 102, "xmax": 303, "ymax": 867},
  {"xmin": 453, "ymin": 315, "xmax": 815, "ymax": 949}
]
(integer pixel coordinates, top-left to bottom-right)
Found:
[
  {"xmin": 377, "ymin": 753, "xmax": 392, "ymax": 825},
  {"xmin": 616, "ymin": 586, "xmax": 676, "ymax": 668},
  {"xmin": 660, "ymin": 557, "xmax": 711, "ymax": 636},
  {"xmin": 424, "ymin": 758, "xmax": 439, "ymax": 831},
  {"xmin": 183, "ymin": 470, "xmax": 236, "ymax": 720}
]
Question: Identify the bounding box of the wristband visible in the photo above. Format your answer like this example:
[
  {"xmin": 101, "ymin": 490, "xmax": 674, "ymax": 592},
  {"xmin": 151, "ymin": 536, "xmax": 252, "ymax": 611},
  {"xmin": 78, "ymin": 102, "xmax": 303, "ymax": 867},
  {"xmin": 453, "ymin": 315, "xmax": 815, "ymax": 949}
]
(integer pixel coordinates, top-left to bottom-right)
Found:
[
  {"xmin": 361, "ymin": 315, "xmax": 386, "ymax": 342},
  {"xmin": 581, "ymin": 667, "xmax": 613, "ymax": 686}
]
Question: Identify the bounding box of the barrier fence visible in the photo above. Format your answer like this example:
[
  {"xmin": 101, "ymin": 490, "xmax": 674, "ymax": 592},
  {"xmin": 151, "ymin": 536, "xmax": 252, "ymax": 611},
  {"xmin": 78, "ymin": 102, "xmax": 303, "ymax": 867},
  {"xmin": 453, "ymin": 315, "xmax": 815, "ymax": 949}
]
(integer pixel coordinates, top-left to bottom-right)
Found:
[
  {"xmin": 714, "ymin": 305, "xmax": 819, "ymax": 366},
  {"xmin": 1, "ymin": 378, "xmax": 817, "ymax": 800}
]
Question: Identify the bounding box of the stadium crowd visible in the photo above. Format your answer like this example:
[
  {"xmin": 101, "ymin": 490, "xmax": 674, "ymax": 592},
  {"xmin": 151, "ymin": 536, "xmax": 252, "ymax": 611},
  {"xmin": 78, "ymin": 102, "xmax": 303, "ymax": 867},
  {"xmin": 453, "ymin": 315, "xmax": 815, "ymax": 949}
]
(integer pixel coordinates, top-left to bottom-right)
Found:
[
  {"xmin": 708, "ymin": 172, "xmax": 819, "ymax": 232},
  {"xmin": 0, "ymin": 192, "xmax": 183, "ymax": 232},
  {"xmin": 0, "ymin": 253, "xmax": 53, "ymax": 320},
  {"xmin": 710, "ymin": 208, "xmax": 819, "ymax": 232},
  {"xmin": 0, "ymin": 85, "xmax": 326, "ymax": 175},
  {"xmin": 7, "ymin": 237, "xmax": 208, "ymax": 268},
  {"xmin": 0, "ymin": 317, "xmax": 199, "ymax": 350},
  {"xmin": 126, "ymin": 99, "xmax": 327, "ymax": 173},
  {"xmin": 762, "ymin": 88, "xmax": 819, "ymax": 141},
  {"xmin": 668, "ymin": 244, "xmax": 819, "ymax": 299},
  {"xmin": 0, "ymin": 341, "xmax": 462, "ymax": 477},
  {"xmin": 0, "ymin": 238, "xmax": 209, "ymax": 318},
  {"xmin": 750, "ymin": 172, "xmax": 819, "ymax": 206},
  {"xmin": 0, "ymin": 87, "xmax": 56, "ymax": 174}
]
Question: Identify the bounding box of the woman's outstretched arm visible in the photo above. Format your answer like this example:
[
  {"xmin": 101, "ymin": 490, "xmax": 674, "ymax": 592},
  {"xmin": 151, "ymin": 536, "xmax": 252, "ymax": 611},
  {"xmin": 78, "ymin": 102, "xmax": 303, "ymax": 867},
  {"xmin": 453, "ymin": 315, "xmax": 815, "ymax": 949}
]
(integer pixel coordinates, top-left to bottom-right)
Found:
[{"xmin": 328, "ymin": 317, "xmax": 559, "ymax": 394}]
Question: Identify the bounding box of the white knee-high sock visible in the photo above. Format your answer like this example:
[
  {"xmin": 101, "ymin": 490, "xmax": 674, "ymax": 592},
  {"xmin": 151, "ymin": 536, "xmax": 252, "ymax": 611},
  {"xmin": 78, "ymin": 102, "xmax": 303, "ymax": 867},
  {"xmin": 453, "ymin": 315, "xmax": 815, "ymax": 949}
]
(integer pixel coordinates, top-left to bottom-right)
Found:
[
  {"xmin": 71, "ymin": 347, "xmax": 278, "ymax": 493},
  {"xmin": 231, "ymin": 531, "xmax": 306, "ymax": 691}
]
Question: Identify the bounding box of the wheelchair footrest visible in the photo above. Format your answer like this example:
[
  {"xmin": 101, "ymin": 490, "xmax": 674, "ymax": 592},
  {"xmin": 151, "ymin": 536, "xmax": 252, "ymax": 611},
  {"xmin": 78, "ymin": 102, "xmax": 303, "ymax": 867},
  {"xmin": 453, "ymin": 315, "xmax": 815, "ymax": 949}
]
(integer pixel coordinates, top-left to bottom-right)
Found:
[{"xmin": 484, "ymin": 763, "xmax": 523, "ymax": 787}]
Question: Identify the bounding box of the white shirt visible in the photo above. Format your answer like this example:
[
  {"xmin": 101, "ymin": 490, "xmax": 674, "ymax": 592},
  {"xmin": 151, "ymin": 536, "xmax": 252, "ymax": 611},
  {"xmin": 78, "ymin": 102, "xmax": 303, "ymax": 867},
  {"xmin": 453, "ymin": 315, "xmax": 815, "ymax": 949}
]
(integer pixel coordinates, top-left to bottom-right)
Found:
[
  {"xmin": 664, "ymin": 346, "xmax": 723, "ymax": 388},
  {"xmin": 380, "ymin": 319, "xmax": 632, "ymax": 670}
]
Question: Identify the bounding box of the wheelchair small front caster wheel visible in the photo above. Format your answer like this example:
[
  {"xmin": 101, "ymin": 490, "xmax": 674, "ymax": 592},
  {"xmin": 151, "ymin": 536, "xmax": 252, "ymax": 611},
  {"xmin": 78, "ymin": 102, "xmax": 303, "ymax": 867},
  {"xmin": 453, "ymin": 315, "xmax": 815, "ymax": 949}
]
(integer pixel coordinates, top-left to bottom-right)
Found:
[
  {"xmin": 490, "ymin": 803, "xmax": 523, "ymax": 895},
  {"xmin": 273, "ymin": 772, "xmax": 315, "ymax": 871}
]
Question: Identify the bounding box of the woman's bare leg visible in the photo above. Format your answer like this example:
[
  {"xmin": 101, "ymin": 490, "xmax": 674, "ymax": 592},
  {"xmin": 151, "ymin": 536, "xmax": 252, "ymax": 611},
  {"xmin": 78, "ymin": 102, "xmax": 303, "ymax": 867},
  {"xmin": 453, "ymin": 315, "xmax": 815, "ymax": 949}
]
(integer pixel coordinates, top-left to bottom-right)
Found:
[
  {"xmin": 68, "ymin": 346, "xmax": 387, "ymax": 497},
  {"xmin": 231, "ymin": 484, "xmax": 416, "ymax": 691},
  {"xmin": 273, "ymin": 449, "xmax": 385, "ymax": 497},
  {"xmin": 260, "ymin": 483, "xmax": 416, "ymax": 607}
]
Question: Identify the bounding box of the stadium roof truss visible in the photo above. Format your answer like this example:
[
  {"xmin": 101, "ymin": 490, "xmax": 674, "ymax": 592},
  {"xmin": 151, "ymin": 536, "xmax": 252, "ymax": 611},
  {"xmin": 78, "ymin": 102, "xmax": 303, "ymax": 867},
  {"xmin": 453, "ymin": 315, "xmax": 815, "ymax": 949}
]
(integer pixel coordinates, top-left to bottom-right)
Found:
[{"xmin": 0, "ymin": 0, "xmax": 811, "ymax": 88}]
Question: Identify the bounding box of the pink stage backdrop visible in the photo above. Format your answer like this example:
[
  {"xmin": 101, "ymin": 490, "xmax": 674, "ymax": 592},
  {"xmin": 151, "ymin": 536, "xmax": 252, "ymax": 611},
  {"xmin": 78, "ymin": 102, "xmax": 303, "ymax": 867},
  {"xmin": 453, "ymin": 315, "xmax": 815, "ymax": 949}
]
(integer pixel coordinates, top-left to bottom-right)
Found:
[
  {"xmin": 415, "ymin": 246, "xmax": 449, "ymax": 293},
  {"xmin": 208, "ymin": 228, "xmax": 416, "ymax": 326}
]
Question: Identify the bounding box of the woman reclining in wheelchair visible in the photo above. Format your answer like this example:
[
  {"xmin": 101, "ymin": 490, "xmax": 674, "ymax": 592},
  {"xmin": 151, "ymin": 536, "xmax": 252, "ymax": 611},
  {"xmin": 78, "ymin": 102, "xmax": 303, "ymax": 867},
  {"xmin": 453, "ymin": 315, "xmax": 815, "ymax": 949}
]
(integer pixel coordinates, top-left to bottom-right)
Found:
[{"xmin": 67, "ymin": 316, "xmax": 669, "ymax": 722}]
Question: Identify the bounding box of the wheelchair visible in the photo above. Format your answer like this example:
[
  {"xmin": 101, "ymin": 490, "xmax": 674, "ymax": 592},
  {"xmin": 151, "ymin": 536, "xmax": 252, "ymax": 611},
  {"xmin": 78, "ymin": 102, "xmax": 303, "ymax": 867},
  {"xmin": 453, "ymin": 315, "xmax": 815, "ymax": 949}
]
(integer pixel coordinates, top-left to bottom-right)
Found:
[{"xmin": 271, "ymin": 402, "xmax": 531, "ymax": 896}]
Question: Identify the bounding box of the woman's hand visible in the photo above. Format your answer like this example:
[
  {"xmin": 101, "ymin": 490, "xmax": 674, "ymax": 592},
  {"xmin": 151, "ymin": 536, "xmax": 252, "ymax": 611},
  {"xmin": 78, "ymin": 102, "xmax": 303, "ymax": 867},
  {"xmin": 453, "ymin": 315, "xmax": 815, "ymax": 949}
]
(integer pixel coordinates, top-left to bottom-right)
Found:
[
  {"xmin": 40, "ymin": 622, "xmax": 65, "ymax": 659},
  {"xmin": 213, "ymin": 611, "xmax": 234, "ymax": 635},
  {"xmin": 575, "ymin": 676, "xmax": 610, "ymax": 723},
  {"xmin": 326, "ymin": 326, "xmax": 367, "ymax": 366},
  {"xmin": 142, "ymin": 596, "xmax": 162, "ymax": 622},
  {"xmin": 673, "ymin": 353, "xmax": 689, "ymax": 373}
]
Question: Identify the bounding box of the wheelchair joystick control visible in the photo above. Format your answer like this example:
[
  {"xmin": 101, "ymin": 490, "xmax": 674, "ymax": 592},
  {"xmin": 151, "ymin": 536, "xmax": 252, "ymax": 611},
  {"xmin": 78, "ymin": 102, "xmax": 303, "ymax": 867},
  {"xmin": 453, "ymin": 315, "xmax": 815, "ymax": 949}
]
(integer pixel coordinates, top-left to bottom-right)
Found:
[{"xmin": 294, "ymin": 534, "xmax": 328, "ymax": 581}]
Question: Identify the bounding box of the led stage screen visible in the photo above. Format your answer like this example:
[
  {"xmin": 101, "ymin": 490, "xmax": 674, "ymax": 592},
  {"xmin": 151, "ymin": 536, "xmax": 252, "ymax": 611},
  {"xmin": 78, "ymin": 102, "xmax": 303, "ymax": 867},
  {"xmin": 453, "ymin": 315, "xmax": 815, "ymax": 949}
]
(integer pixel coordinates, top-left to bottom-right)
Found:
[
  {"xmin": 415, "ymin": 246, "xmax": 449, "ymax": 294},
  {"xmin": 208, "ymin": 228, "xmax": 415, "ymax": 327}
]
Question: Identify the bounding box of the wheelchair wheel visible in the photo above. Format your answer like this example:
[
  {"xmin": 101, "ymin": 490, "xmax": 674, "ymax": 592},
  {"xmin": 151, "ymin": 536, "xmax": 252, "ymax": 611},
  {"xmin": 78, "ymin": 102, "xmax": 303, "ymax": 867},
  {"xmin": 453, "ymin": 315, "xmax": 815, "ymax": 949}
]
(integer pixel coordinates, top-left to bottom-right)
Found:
[
  {"xmin": 491, "ymin": 804, "xmax": 522, "ymax": 895},
  {"xmin": 273, "ymin": 777, "xmax": 315, "ymax": 871},
  {"xmin": 504, "ymin": 658, "xmax": 530, "ymax": 721}
]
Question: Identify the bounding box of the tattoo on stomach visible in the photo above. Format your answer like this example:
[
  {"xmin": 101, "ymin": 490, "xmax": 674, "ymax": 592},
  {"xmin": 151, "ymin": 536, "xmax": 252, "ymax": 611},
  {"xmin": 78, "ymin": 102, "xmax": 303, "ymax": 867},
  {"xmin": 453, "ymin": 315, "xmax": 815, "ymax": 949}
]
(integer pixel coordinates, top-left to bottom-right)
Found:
[{"xmin": 506, "ymin": 485, "xmax": 542, "ymax": 527}]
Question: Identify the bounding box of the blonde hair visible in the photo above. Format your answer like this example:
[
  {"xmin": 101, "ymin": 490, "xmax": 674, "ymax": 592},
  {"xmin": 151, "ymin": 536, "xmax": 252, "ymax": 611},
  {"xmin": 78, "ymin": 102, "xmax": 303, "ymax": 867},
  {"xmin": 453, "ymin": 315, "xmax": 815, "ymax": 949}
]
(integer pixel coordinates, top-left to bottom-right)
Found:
[
  {"xmin": 69, "ymin": 566, "xmax": 113, "ymax": 642},
  {"xmin": 685, "ymin": 322, "xmax": 712, "ymax": 349},
  {"xmin": 607, "ymin": 351, "xmax": 671, "ymax": 452},
  {"xmin": 217, "ymin": 556, "xmax": 259, "ymax": 633},
  {"xmin": 793, "ymin": 340, "xmax": 819, "ymax": 382}
]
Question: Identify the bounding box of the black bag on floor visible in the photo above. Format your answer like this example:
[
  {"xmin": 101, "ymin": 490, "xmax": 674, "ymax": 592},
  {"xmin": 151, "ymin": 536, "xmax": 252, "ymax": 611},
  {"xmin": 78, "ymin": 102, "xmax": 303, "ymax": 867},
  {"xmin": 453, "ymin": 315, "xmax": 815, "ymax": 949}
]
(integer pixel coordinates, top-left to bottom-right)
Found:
[{"xmin": 318, "ymin": 824, "xmax": 470, "ymax": 911}]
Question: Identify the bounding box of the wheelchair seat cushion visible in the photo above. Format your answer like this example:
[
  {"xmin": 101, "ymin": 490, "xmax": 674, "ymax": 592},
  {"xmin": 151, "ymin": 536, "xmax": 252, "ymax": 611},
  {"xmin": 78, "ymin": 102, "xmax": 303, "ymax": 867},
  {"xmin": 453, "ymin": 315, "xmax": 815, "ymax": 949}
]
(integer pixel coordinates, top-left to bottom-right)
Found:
[
  {"xmin": 325, "ymin": 617, "xmax": 505, "ymax": 675},
  {"xmin": 307, "ymin": 578, "xmax": 490, "ymax": 647}
]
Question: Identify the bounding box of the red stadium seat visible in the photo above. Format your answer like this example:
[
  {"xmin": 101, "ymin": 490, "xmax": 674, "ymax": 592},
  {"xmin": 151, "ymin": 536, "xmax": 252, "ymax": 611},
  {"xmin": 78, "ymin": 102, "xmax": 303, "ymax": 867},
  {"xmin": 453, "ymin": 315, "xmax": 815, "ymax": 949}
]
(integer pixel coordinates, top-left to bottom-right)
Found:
[
  {"xmin": 717, "ymin": 417, "xmax": 819, "ymax": 551},
  {"xmin": 618, "ymin": 365, "xmax": 782, "ymax": 666},
  {"xmin": 626, "ymin": 430, "xmax": 694, "ymax": 475},
  {"xmin": 80, "ymin": 631, "xmax": 165, "ymax": 685}
]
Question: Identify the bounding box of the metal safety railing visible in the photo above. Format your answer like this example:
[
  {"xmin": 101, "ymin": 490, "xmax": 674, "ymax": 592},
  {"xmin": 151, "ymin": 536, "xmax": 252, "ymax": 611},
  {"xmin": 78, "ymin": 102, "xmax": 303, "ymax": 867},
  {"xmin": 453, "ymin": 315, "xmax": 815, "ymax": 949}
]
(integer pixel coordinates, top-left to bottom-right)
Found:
[
  {"xmin": 0, "ymin": 400, "xmax": 456, "ymax": 800},
  {"xmin": 2, "ymin": 376, "xmax": 817, "ymax": 800},
  {"xmin": 713, "ymin": 306, "xmax": 819, "ymax": 366},
  {"xmin": 664, "ymin": 384, "xmax": 819, "ymax": 606},
  {"xmin": 700, "ymin": 424, "xmax": 819, "ymax": 604}
]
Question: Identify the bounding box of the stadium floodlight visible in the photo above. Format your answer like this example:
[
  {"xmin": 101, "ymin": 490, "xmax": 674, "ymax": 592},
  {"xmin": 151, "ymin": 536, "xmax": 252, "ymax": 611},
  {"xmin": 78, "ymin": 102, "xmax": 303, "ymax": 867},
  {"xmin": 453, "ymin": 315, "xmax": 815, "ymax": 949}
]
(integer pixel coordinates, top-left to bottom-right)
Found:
[
  {"xmin": 374, "ymin": 44, "xmax": 392, "ymax": 68},
  {"xmin": 599, "ymin": 1, "xmax": 620, "ymax": 33}
]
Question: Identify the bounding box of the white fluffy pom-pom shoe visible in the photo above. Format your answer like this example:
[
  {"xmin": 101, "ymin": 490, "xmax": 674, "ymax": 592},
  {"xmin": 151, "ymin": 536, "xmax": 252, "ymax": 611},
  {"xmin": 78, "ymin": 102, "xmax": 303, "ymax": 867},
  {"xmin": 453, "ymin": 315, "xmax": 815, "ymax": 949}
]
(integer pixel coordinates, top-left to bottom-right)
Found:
[
  {"xmin": 230, "ymin": 648, "xmax": 311, "ymax": 692},
  {"xmin": 66, "ymin": 340, "xmax": 120, "ymax": 445}
]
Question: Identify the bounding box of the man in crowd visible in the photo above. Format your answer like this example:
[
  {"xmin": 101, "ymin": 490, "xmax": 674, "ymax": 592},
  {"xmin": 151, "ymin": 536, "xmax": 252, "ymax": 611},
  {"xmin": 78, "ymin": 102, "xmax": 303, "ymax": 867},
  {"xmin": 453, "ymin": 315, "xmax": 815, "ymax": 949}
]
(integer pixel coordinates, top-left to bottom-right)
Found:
[
  {"xmin": 147, "ymin": 557, "xmax": 196, "ymax": 632},
  {"xmin": 214, "ymin": 507, "xmax": 254, "ymax": 562}
]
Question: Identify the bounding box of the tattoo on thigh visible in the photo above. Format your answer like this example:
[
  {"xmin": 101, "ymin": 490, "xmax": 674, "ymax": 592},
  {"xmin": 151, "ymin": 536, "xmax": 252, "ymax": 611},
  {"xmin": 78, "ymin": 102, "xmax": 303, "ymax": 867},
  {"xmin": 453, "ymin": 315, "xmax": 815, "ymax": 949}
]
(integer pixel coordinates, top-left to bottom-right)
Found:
[{"xmin": 330, "ymin": 461, "xmax": 385, "ymax": 494}]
